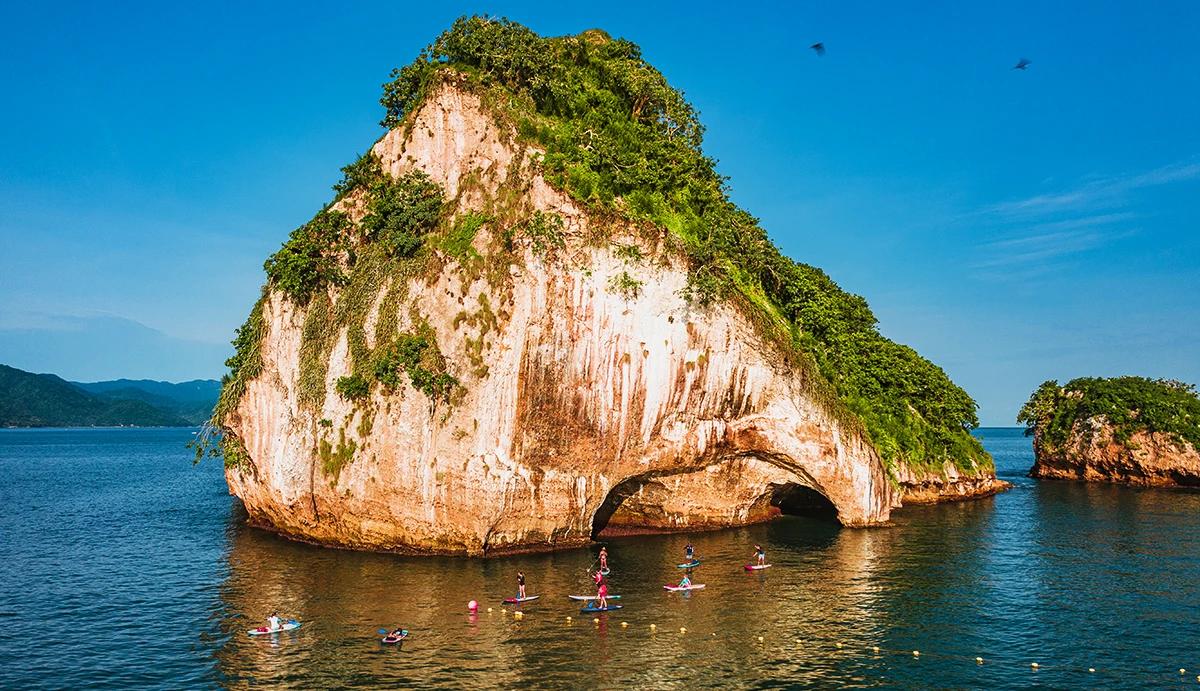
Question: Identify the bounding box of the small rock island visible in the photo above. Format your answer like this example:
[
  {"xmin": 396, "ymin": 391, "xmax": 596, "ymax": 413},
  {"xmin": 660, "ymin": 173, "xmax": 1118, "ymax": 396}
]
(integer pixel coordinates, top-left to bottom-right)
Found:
[
  {"xmin": 200, "ymin": 17, "xmax": 1007, "ymax": 555},
  {"xmin": 1019, "ymin": 376, "xmax": 1200, "ymax": 486}
]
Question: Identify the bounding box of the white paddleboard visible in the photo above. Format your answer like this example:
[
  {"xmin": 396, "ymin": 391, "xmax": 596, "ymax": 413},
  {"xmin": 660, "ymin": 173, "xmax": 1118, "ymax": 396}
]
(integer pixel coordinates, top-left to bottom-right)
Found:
[
  {"xmin": 503, "ymin": 595, "xmax": 540, "ymax": 603},
  {"xmin": 568, "ymin": 594, "xmax": 621, "ymax": 600},
  {"xmin": 248, "ymin": 620, "xmax": 301, "ymax": 635},
  {"xmin": 744, "ymin": 564, "xmax": 773, "ymax": 570}
]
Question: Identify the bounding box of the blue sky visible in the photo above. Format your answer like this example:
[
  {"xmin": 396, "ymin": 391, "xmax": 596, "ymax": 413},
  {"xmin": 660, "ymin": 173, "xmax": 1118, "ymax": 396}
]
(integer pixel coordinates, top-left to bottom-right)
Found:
[{"xmin": 1, "ymin": 1, "xmax": 1196, "ymax": 423}]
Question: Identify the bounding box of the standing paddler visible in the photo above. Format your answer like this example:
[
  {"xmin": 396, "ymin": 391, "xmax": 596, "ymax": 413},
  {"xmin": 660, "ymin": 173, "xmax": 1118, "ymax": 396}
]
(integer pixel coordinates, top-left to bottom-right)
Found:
[{"xmin": 596, "ymin": 572, "xmax": 609, "ymax": 609}]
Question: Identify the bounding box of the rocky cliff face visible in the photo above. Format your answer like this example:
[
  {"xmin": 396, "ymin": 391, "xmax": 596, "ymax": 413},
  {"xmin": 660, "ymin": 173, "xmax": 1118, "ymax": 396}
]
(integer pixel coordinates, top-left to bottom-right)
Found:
[
  {"xmin": 1030, "ymin": 418, "xmax": 1200, "ymax": 486},
  {"xmin": 224, "ymin": 84, "xmax": 1001, "ymax": 555}
]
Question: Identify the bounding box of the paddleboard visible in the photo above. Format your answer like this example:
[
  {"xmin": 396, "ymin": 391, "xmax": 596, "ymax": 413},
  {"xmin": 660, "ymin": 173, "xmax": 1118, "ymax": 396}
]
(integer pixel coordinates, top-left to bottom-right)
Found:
[
  {"xmin": 677, "ymin": 560, "xmax": 700, "ymax": 568},
  {"xmin": 503, "ymin": 595, "xmax": 540, "ymax": 603},
  {"xmin": 248, "ymin": 620, "xmax": 301, "ymax": 635},
  {"xmin": 663, "ymin": 584, "xmax": 705, "ymax": 591},
  {"xmin": 568, "ymin": 594, "xmax": 621, "ymax": 600},
  {"xmin": 381, "ymin": 631, "xmax": 408, "ymax": 644},
  {"xmin": 600, "ymin": 568, "xmax": 610, "ymax": 575},
  {"xmin": 744, "ymin": 564, "xmax": 773, "ymax": 570},
  {"xmin": 580, "ymin": 604, "xmax": 623, "ymax": 613}
]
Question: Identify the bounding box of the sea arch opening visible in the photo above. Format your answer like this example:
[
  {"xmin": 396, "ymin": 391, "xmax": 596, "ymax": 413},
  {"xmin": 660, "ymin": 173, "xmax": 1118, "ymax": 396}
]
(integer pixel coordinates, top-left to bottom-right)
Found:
[{"xmin": 590, "ymin": 458, "xmax": 841, "ymax": 540}]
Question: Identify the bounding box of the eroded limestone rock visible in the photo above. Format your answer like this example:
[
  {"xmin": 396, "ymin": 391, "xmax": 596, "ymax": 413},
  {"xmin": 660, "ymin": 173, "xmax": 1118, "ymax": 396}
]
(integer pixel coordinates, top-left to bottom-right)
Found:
[{"xmin": 224, "ymin": 84, "xmax": 1000, "ymax": 555}]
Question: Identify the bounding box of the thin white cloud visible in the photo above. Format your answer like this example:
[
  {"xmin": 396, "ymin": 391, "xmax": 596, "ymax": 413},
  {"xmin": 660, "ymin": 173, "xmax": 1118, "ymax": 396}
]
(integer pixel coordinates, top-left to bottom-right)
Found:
[
  {"xmin": 987, "ymin": 160, "xmax": 1200, "ymax": 220},
  {"xmin": 971, "ymin": 160, "xmax": 1196, "ymax": 276}
]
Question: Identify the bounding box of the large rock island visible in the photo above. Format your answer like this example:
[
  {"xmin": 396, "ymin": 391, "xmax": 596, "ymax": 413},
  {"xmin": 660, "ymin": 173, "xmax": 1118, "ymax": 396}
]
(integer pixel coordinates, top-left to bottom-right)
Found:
[
  {"xmin": 203, "ymin": 17, "xmax": 1007, "ymax": 555},
  {"xmin": 1019, "ymin": 376, "xmax": 1200, "ymax": 486}
]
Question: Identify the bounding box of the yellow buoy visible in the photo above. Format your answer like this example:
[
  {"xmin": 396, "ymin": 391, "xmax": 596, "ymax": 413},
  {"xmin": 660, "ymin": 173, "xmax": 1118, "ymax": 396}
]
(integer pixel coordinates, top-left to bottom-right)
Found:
[
  {"xmin": 514, "ymin": 611, "xmax": 523, "ymax": 619},
  {"xmin": 796, "ymin": 640, "xmax": 803, "ymax": 646},
  {"xmin": 621, "ymin": 622, "xmax": 628, "ymax": 627},
  {"xmin": 1180, "ymin": 669, "xmax": 1186, "ymax": 674},
  {"xmin": 566, "ymin": 616, "xmax": 572, "ymax": 621},
  {"xmin": 913, "ymin": 651, "xmax": 920, "ymax": 657},
  {"xmin": 593, "ymin": 618, "xmax": 600, "ymax": 624},
  {"xmin": 680, "ymin": 627, "xmax": 687, "ymax": 634},
  {"xmin": 835, "ymin": 642, "xmax": 843, "ymax": 649},
  {"xmin": 872, "ymin": 646, "xmax": 879, "ymax": 653},
  {"xmin": 1088, "ymin": 669, "xmax": 1095, "ymax": 673},
  {"xmin": 758, "ymin": 636, "xmax": 764, "ymax": 643},
  {"xmin": 976, "ymin": 657, "xmax": 983, "ymax": 664},
  {"xmin": 650, "ymin": 624, "xmax": 657, "ymax": 630},
  {"xmin": 501, "ymin": 608, "xmax": 507, "ymax": 614},
  {"xmin": 1031, "ymin": 663, "xmax": 1039, "ymax": 669},
  {"xmin": 487, "ymin": 608, "xmax": 493, "ymax": 613}
]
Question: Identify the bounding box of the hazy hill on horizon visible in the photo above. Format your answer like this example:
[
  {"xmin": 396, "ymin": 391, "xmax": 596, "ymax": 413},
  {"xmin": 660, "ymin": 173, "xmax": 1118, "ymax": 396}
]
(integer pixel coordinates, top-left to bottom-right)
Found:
[{"xmin": 0, "ymin": 364, "xmax": 219, "ymax": 427}]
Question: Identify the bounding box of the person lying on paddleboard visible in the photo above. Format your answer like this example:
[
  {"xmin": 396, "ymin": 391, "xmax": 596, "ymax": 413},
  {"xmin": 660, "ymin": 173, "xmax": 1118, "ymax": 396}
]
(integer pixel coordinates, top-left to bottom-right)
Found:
[
  {"xmin": 599, "ymin": 547, "xmax": 608, "ymax": 572},
  {"xmin": 267, "ymin": 613, "xmax": 283, "ymax": 631},
  {"xmin": 678, "ymin": 574, "xmax": 691, "ymax": 588},
  {"xmin": 517, "ymin": 571, "xmax": 526, "ymax": 599},
  {"xmin": 754, "ymin": 544, "xmax": 766, "ymax": 566},
  {"xmin": 389, "ymin": 627, "xmax": 406, "ymax": 639}
]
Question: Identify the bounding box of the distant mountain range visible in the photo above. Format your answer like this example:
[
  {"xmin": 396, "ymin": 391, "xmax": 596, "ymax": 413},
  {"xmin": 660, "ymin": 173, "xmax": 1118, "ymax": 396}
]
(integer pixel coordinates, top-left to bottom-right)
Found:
[{"xmin": 0, "ymin": 364, "xmax": 219, "ymax": 427}]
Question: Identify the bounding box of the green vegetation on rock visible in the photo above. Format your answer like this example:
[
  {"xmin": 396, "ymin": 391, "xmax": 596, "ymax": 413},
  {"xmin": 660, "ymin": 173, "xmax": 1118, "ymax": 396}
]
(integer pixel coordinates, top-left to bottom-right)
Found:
[
  {"xmin": 376, "ymin": 16, "xmax": 988, "ymax": 474},
  {"xmin": 373, "ymin": 331, "xmax": 460, "ymax": 404},
  {"xmin": 336, "ymin": 374, "xmax": 370, "ymax": 401},
  {"xmin": 1019, "ymin": 377, "xmax": 1200, "ymax": 450}
]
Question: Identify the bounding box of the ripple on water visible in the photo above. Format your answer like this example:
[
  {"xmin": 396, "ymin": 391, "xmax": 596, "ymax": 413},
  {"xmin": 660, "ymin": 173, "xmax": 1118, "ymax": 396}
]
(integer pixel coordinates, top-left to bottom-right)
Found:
[{"xmin": 1, "ymin": 427, "xmax": 1198, "ymax": 689}]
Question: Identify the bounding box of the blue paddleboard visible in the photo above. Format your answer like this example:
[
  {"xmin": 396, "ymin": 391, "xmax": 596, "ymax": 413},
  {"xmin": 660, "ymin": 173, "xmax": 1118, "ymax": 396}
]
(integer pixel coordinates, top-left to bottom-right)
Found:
[{"xmin": 580, "ymin": 604, "xmax": 623, "ymax": 613}]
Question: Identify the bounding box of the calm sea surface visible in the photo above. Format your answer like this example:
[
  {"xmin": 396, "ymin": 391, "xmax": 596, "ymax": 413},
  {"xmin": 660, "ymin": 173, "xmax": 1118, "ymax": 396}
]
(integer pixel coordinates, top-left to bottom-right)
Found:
[{"xmin": 1, "ymin": 427, "xmax": 1198, "ymax": 690}]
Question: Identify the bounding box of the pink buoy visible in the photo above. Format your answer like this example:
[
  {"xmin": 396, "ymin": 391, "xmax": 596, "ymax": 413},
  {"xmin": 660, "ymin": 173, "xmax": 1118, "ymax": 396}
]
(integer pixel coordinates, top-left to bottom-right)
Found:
[{"xmin": 468, "ymin": 600, "xmax": 479, "ymax": 612}]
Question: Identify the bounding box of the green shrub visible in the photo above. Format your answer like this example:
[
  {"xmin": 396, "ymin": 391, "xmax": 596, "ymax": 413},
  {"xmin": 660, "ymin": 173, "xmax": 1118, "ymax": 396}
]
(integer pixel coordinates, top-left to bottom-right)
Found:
[
  {"xmin": 373, "ymin": 332, "xmax": 460, "ymax": 403},
  {"xmin": 361, "ymin": 170, "xmax": 445, "ymax": 258},
  {"xmin": 608, "ymin": 271, "xmax": 643, "ymax": 300},
  {"xmin": 520, "ymin": 210, "xmax": 565, "ymax": 257},
  {"xmin": 336, "ymin": 374, "xmax": 371, "ymax": 401},
  {"xmin": 333, "ymin": 151, "xmax": 384, "ymax": 200},
  {"xmin": 441, "ymin": 212, "xmax": 488, "ymax": 262},
  {"xmin": 264, "ymin": 210, "xmax": 352, "ymax": 304}
]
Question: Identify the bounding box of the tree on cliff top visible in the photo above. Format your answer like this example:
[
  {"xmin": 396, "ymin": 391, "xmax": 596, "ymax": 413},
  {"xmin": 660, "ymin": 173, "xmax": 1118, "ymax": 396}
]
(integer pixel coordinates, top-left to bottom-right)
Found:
[
  {"xmin": 1019, "ymin": 376, "xmax": 1200, "ymax": 450},
  {"xmin": 372, "ymin": 16, "xmax": 988, "ymax": 474}
]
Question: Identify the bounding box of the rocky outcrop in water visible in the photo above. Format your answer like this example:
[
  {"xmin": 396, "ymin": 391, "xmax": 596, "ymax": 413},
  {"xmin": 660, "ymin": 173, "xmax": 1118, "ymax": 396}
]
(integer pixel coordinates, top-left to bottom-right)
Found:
[
  {"xmin": 1021, "ymin": 376, "xmax": 1200, "ymax": 487},
  {"xmin": 1030, "ymin": 423, "xmax": 1200, "ymax": 486}
]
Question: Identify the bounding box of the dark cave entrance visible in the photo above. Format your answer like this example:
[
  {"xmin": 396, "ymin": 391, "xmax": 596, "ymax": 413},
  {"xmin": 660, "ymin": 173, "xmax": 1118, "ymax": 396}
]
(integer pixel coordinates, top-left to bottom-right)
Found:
[
  {"xmin": 590, "ymin": 477, "xmax": 645, "ymax": 539},
  {"xmin": 768, "ymin": 482, "xmax": 839, "ymax": 521}
]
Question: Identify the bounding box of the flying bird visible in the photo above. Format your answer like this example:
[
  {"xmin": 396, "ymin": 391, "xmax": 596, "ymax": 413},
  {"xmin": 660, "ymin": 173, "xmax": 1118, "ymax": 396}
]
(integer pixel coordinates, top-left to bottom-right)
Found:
[
  {"xmin": 1013, "ymin": 57, "xmax": 1032, "ymax": 70},
  {"xmin": 810, "ymin": 43, "xmax": 826, "ymax": 57}
]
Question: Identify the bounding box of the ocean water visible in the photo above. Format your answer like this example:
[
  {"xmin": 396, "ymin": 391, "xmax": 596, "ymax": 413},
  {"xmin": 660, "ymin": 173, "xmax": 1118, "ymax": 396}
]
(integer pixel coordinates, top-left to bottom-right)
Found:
[{"xmin": 1, "ymin": 427, "xmax": 1198, "ymax": 690}]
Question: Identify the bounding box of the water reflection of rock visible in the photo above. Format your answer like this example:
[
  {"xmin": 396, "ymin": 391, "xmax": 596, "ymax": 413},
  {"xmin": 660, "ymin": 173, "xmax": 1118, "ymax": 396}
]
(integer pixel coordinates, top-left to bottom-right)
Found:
[{"xmin": 210, "ymin": 501, "xmax": 1021, "ymax": 689}]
